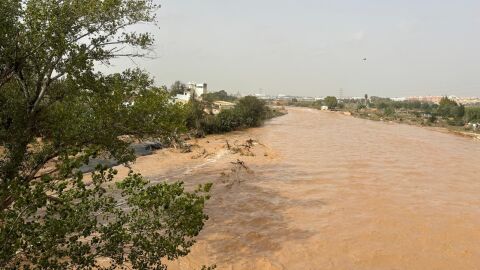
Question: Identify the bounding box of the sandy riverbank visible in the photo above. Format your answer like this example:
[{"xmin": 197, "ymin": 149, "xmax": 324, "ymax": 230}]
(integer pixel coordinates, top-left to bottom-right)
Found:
[{"xmin": 111, "ymin": 131, "xmax": 280, "ymax": 184}]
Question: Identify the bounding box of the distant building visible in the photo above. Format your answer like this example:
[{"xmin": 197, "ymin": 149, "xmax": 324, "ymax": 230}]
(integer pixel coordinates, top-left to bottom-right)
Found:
[
  {"xmin": 405, "ymin": 95, "xmax": 480, "ymax": 105},
  {"xmin": 211, "ymin": 101, "xmax": 236, "ymax": 114},
  {"xmin": 187, "ymin": 82, "xmax": 208, "ymax": 98},
  {"xmin": 253, "ymin": 93, "xmax": 270, "ymax": 100},
  {"xmin": 407, "ymin": 96, "xmax": 443, "ymax": 104},
  {"xmin": 173, "ymin": 92, "xmax": 191, "ymax": 104},
  {"xmin": 298, "ymin": 97, "xmax": 316, "ymax": 102},
  {"xmin": 321, "ymin": 106, "xmax": 329, "ymax": 111}
]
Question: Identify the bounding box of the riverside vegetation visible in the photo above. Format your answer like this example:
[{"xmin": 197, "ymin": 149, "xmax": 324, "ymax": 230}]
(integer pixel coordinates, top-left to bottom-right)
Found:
[
  {"xmin": 186, "ymin": 95, "xmax": 285, "ymax": 136},
  {"xmin": 167, "ymin": 81, "xmax": 286, "ymax": 137},
  {"xmin": 0, "ymin": 1, "xmax": 280, "ymax": 269},
  {"xmin": 291, "ymin": 96, "xmax": 480, "ymax": 135}
]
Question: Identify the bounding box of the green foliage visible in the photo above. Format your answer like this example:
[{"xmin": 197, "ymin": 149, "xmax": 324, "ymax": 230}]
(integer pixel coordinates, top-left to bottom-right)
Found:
[
  {"xmin": 201, "ymin": 110, "xmax": 241, "ymax": 134},
  {"xmin": 323, "ymin": 96, "xmax": 338, "ymax": 109},
  {"xmin": 383, "ymin": 106, "xmax": 395, "ymax": 117},
  {"xmin": 1, "ymin": 169, "xmax": 211, "ymax": 269},
  {"xmin": 185, "ymin": 98, "xmax": 207, "ymax": 137},
  {"xmin": 356, "ymin": 104, "xmax": 367, "ymax": 110},
  {"xmin": 195, "ymin": 96, "xmax": 270, "ymax": 134},
  {"xmin": 235, "ymin": 96, "xmax": 268, "ymax": 127},
  {"xmin": 170, "ymin": 81, "xmax": 188, "ymax": 96},
  {"xmin": 438, "ymin": 96, "xmax": 464, "ymax": 119},
  {"xmin": 376, "ymin": 101, "xmax": 389, "ymax": 110},
  {"xmin": 0, "ymin": 1, "xmax": 210, "ymax": 269},
  {"xmin": 427, "ymin": 114, "xmax": 437, "ymax": 123},
  {"xmin": 451, "ymin": 104, "xmax": 465, "ymax": 119},
  {"xmin": 465, "ymin": 107, "xmax": 480, "ymax": 123},
  {"xmin": 202, "ymin": 90, "xmax": 236, "ymax": 102},
  {"xmin": 369, "ymin": 98, "xmax": 436, "ymax": 112}
]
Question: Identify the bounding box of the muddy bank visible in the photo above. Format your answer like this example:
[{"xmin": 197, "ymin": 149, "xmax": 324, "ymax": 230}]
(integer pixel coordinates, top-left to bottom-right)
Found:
[{"xmin": 116, "ymin": 107, "xmax": 480, "ymax": 269}]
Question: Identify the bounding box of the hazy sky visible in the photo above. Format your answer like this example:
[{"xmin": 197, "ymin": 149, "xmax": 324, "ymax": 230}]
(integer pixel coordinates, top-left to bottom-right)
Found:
[{"xmin": 107, "ymin": 0, "xmax": 480, "ymax": 97}]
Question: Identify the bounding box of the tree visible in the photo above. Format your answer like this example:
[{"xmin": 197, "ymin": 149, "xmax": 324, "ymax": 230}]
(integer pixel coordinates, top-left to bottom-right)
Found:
[
  {"xmin": 384, "ymin": 106, "xmax": 395, "ymax": 117},
  {"xmin": 235, "ymin": 96, "xmax": 268, "ymax": 127},
  {"xmin": 170, "ymin": 81, "xmax": 188, "ymax": 96},
  {"xmin": 324, "ymin": 96, "xmax": 338, "ymax": 109},
  {"xmin": 438, "ymin": 96, "xmax": 464, "ymax": 118},
  {"xmin": 0, "ymin": 1, "xmax": 210, "ymax": 269},
  {"xmin": 202, "ymin": 90, "xmax": 236, "ymax": 102},
  {"xmin": 186, "ymin": 97, "xmax": 207, "ymax": 136},
  {"xmin": 465, "ymin": 107, "xmax": 480, "ymax": 123}
]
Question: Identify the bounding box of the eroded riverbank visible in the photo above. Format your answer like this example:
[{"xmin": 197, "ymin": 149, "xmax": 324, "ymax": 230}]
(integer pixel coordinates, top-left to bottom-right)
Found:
[{"xmin": 116, "ymin": 107, "xmax": 480, "ymax": 269}]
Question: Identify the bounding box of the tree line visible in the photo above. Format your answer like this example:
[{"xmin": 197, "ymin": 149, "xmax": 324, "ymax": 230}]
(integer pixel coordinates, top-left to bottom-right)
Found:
[{"xmin": 292, "ymin": 95, "xmax": 480, "ymax": 127}]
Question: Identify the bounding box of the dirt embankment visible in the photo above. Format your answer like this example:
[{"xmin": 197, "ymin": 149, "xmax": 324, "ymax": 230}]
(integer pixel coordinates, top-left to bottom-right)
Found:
[{"xmin": 112, "ymin": 130, "xmax": 279, "ymax": 187}]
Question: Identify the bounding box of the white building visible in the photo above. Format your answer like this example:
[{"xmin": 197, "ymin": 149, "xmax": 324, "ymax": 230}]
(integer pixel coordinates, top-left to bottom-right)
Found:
[
  {"xmin": 187, "ymin": 82, "xmax": 208, "ymax": 98},
  {"xmin": 211, "ymin": 101, "xmax": 235, "ymax": 114},
  {"xmin": 173, "ymin": 92, "xmax": 191, "ymax": 104}
]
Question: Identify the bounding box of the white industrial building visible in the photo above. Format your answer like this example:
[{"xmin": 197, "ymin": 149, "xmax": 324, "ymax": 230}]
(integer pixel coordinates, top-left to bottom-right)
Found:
[
  {"xmin": 173, "ymin": 92, "xmax": 191, "ymax": 104},
  {"xmin": 187, "ymin": 82, "xmax": 208, "ymax": 98},
  {"xmin": 172, "ymin": 82, "xmax": 208, "ymax": 104}
]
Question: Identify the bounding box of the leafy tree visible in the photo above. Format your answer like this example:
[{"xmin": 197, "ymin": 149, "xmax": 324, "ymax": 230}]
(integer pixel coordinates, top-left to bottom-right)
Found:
[
  {"xmin": 356, "ymin": 104, "xmax": 366, "ymax": 110},
  {"xmin": 186, "ymin": 98, "xmax": 207, "ymax": 137},
  {"xmin": 451, "ymin": 104, "xmax": 465, "ymax": 119},
  {"xmin": 438, "ymin": 96, "xmax": 464, "ymax": 119},
  {"xmin": 324, "ymin": 96, "xmax": 338, "ymax": 109},
  {"xmin": 196, "ymin": 96, "xmax": 270, "ymax": 134},
  {"xmin": 235, "ymin": 96, "xmax": 268, "ymax": 127},
  {"xmin": 376, "ymin": 101, "xmax": 389, "ymax": 110},
  {"xmin": 202, "ymin": 90, "xmax": 236, "ymax": 102},
  {"xmin": 170, "ymin": 81, "xmax": 188, "ymax": 96},
  {"xmin": 384, "ymin": 106, "xmax": 395, "ymax": 117},
  {"xmin": 0, "ymin": 1, "xmax": 210, "ymax": 269},
  {"xmin": 465, "ymin": 107, "xmax": 480, "ymax": 123}
]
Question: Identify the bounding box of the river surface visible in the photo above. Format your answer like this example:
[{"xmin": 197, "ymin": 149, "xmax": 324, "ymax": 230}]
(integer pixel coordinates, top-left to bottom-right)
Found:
[{"xmin": 166, "ymin": 107, "xmax": 480, "ymax": 270}]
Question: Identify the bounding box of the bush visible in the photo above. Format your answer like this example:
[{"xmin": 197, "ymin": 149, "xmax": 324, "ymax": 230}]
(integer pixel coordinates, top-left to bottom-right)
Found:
[
  {"xmin": 438, "ymin": 96, "xmax": 464, "ymax": 118},
  {"xmin": 191, "ymin": 96, "xmax": 271, "ymax": 135},
  {"xmin": 235, "ymin": 96, "xmax": 268, "ymax": 127},
  {"xmin": 356, "ymin": 104, "xmax": 366, "ymax": 110},
  {"xmin": 447, "ymin": 118, "xmax": 465, "ymax": 126},
  {"xmin": 465, "ymin": 107, "xmax": 480, "ymax": 123},
  {"xmin": 384, "ymin": 107, "xmax": 395, "ymax": 117},
  {"xmin": 202, "ymin": 90, "xmax": 237, "ymax": 102},
  {"xmin": 324, "ymin": 96, "xmax": 338, "ymax": 109}
]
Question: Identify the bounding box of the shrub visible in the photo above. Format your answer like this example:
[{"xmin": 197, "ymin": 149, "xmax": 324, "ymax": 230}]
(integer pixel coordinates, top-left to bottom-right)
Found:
[
  {"xmin": 324, "ymin": 96, "xmax": 338, "ymax": 109},
  {"xmin": 465, "ymin": 107, "xmax": 480, "ymax": 123},
  {"xmin": 194, "ymin": 96, "xmax": 270, "ymax": 135}
]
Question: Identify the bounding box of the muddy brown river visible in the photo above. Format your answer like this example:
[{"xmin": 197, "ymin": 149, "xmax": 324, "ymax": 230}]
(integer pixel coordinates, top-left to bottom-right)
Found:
[{"xmin": 146, "ymin": 107, "xmax": 480, "ymax": 269}]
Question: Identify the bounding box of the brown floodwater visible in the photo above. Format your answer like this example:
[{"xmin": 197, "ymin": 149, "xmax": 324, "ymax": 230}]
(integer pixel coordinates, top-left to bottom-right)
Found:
[{"xmin": 159, "ymin": 107, "xmax": 480, "ymax": 270}]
